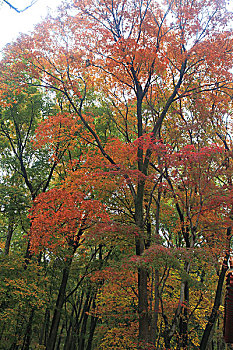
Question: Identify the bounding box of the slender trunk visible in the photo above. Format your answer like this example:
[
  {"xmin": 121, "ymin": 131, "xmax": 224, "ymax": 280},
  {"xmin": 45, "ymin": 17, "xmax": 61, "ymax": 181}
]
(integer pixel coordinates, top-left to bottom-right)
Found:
[
  {"xmin": 56, "ymin": 323, "xmax": 64, "ymax": 350},
  {"xmin": 4, "ymin": 215, "xmax": 14, "ymax": 255},
  {"xmin": 200, "ymin": 247, "xmax": 230, "ymax": 349},
  {"xmin": 138, "ymin": 266, "xmax": 149, "ymax": 343},
  {"xmin": 46, "ymin": 256, "xmax": 73, "ymax": 350},
  {"xmin": 21, "ymin": 309, "xmax": 34, "ymax": 350},
  {"xmin": 149, "ymin": 188, "xmax": 161, "ymax": 344},
  {"xmin": 79, "ymin": 294, "xmax": 92, "ymax": 350},
  {"xmin": 86, "ymin": 298, "xmax": 98, "ymax": 350},
  {"xmin": 155, "ymin": 183, "xmax": 161, "ymax": 238},
  {"xmin": 63, "ymin": 291, "xmax": 85, "ymax": 350},
  {"xmin": 63, "ymin": 309, "xmax": 74, "ymax": 350},
  {"xmin": 39, "ymin": 308, "xmax": 50, "ymax": 346},
  {"xmin": 149, "ymin": 269, "xmax": 159, "ymax": 344},
  {"xmin": 135, "ymin": 182, "xmax": 149, "ymax": 344},
  {"xmin": 135, "ymin": 90, "xmax": 148, "ymax": 342},
  {"xmin": 179, "ymin": 282, "xmax": 189, "ymax": 349},
  {"xmin": 24, "ymin": 239, "xmax": 33, "ymax": 268}
]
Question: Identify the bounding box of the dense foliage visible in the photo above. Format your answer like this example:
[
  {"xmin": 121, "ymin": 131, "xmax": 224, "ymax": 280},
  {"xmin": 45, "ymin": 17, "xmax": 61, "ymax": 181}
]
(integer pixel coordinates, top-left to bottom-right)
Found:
[{"xmin": 0, "ymin": 0, "xmax": 233, "ymax": 349}]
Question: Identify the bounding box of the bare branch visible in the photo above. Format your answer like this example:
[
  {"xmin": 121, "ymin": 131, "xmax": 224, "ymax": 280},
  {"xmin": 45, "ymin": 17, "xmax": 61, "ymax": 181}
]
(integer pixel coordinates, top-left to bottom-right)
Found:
[{"xmin": 3, "ymin": 0, "xmax": 38, "ymax": 13}]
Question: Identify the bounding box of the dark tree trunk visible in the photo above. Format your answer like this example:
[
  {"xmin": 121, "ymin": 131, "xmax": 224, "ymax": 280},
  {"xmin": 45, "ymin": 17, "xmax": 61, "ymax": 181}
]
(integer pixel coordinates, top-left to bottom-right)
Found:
[
  {"xmin": 135, "ymin": 179, "xmax": 149, "ymax": 344},
  {"xmin": 179, "ymin": 282, "xmax": 189, "ymax": 349},
  {"xmin": 39, "ymin": 308, "xmax": 50, "ymax": 346},
  {"xmin": 21, "ymin": 309, "xmax": 34, "ymax": 350},
  {"xmin": 56, "ymin": 322, "xmax": 64, "ymax": 350},
  {"xmin": 200, "ymin": 245, "xmax": 230, "ymax": 350},
  {"xmin": 63, "ymin": 310, "xmax": 74, "ymax": 350},
  {"xmin": 149, "ymin": 269, "xmax": 159, "ymax": 344},
  {"xmin": 79, "ymin": 293, "xmax": 92, "ymax": 350},
  {"xmin": 4, "ymin": 216, "xmax": 14, "ymax": 255},
  {"xmin": 63, "ymin": 291, "xmax": 85, "ymax": 350},
  {"xmin": 86, "ymin": 298, "xmax": 98, "ymax": 350},
  {"xmin": 46, "ymin": 257, "xmax": 73, "ymax": 350}
]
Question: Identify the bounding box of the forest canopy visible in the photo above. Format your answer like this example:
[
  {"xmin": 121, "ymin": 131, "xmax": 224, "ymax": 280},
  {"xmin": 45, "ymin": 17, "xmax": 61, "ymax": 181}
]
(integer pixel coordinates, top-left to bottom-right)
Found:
[{"xmin": 0, "ymin": 0, "xmax": 233, "ymax": 349}]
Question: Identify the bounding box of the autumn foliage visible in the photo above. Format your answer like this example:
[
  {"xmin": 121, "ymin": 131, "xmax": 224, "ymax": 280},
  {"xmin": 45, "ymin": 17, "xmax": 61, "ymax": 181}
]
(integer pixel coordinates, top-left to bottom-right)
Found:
[{"xmin": 0, "ymin": 0, "xmax": 233, "ymax": 349}]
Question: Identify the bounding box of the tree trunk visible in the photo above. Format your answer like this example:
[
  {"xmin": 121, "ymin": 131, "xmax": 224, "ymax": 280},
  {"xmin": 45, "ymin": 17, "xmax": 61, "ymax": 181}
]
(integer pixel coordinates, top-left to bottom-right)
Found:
[
  {"xmin": 86, "ymin": 298, "xmax": 98, "ymax": 350},
  {"xmin": 21, "ymin": 309, "xmax": 34, "ymax": 350},
  {"xmin": 56, "ymin": 322, "xmax": 64, "ymax": 350},
  {"xmin": 63, "ymin": 310, "xmax": 74, "ymax": 350},
  {"xmin": 149, "ymin": 268, "xmax": 159, "ymax": 344},
  {"xmin": 79, "ymin": 293, "xmax": 92, "ymax": 350},
  {"xmin": 179, "ymin": 282, "xmax": 189, "ymax": 349},
  {"xmin": 46, "ymin": 257, "xmax": 73, "ymax": 350},
  {"xmin": 4, "ymin": 215, "xmax": 14, "ymax": 255},
  {"xmin": 200, "ymin": 246, "xmax": 230, "ymax": 350},
  {"xmin": 135, "ymin": 187, "xmax": 149, "ymax": 343},
  {"xmin": 39, "ymin": 308, "xmax": 50, "ymax": 346}
]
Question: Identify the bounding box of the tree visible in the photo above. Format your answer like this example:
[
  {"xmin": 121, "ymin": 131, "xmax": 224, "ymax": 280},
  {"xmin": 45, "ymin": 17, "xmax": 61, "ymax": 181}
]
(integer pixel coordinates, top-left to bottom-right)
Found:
[{"xmin": 0, "ymin": 0, "xmax": 233, "ymax": 348}]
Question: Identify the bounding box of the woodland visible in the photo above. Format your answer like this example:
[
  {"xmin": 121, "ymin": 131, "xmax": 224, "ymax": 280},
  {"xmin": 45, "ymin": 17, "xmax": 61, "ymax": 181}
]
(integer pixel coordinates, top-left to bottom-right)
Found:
[{"xmin": 0, "ymin": 0, "xmax": 233, "ymax": 349}]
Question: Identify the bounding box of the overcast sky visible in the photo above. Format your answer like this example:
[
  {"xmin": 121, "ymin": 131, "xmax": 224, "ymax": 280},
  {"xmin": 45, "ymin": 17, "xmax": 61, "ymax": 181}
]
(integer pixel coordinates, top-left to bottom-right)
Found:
[
  {"xmin": 0, "ymin": 0, "xmax": 232, "ymax": 51},
  {"xmin": 0, "ymin": 0, "xmax": 63, "ymax": 50}
]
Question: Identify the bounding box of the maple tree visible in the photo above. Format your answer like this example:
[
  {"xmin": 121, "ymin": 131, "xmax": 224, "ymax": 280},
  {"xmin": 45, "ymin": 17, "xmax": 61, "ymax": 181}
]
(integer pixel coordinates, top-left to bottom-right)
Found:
[{"xmin": 0, "ymin": 0, "xmax": 233, "ymax": 349}]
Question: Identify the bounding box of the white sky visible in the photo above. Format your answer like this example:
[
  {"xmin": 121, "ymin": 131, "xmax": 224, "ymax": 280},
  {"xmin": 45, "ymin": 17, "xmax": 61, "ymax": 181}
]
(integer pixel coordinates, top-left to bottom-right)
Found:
[
  {"xmin": 0, "ymin": 0, "xmax": 63, "ymax": 50},
  {"xmin": 0, "ymin": 0, "xmax": 232, "ymax": 52}
]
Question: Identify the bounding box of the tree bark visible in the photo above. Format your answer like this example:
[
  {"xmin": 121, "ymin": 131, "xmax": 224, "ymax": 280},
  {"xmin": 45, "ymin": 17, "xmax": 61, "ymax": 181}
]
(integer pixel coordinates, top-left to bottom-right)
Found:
[
  {"xmin": 200, "ymin": 234, "xmax": 231, "ymax": 350},
  {"xmin": 179, "ymin": 282, "xmax": 189, "ymax": 349},
  {"xmin": 86, "ymin": 298, "xmax": 98, "ymax": 350},
  {"xmin": 21, "ymin": 309, "xmax": 34, "ymax": 350},
  {"xmin": 39, "ymin": 308, "xmax": 50, "ymax": 346},
  {"xmin": 46, "ymin": 257, "xmax": 73, "ymax": 350},
  {"xmin": 79, "ymin": 293, "xmax": 92, "ymax": 350},
  {"xmin": 135, "ymin": 182, "xmax": 149, "ymax": 343},
  {"xmin": 4, "ymin": 215, "xmax": 14, "ymax": 255},
  {"xmin": 149, "ymin": 268, "xmax": 159, "ymax": 344}
]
